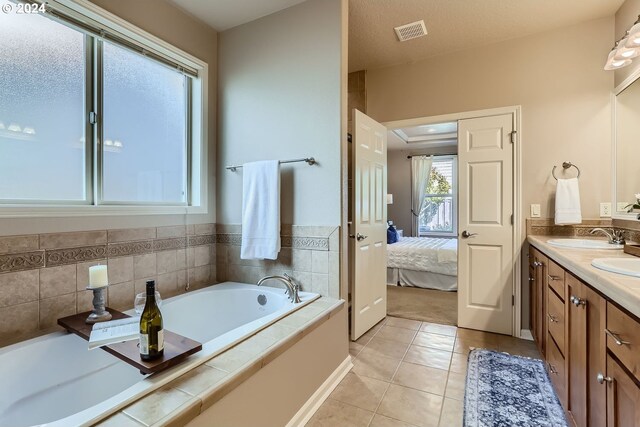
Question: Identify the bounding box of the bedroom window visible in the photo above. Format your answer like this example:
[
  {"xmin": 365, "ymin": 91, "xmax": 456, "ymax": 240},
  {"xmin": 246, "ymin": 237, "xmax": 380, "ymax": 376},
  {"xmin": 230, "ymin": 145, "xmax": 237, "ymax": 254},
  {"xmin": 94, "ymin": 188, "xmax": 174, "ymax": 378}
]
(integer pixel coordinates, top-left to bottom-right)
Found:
[{"xmin": 419, "ymin": 155, "xmax": 457, "ymax": 237}]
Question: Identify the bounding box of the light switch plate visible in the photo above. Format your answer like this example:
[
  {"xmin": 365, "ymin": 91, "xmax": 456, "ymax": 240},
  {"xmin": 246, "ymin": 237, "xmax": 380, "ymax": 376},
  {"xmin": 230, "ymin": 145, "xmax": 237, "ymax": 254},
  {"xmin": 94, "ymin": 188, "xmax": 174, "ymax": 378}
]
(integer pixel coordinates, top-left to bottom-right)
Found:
[
  {"xmin": 600, "ymin": 202, "xmax": 611, "ymax": 218},
  {"xmin": 530, "ymin": 204, "xmax": 541, "ymax": 218}
]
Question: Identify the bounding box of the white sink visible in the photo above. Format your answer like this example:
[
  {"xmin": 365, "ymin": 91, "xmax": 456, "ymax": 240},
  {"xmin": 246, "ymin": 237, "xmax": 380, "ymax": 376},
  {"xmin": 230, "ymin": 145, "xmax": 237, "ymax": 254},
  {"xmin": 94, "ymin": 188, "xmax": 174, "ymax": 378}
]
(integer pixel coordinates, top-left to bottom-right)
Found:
[
  {"xmin": 547, "ymin": 239, "xmax": 623, "ymax": 250},
  {"xmin": 592, "ymin": 258, "xmax": 640, "ymax": 278}
]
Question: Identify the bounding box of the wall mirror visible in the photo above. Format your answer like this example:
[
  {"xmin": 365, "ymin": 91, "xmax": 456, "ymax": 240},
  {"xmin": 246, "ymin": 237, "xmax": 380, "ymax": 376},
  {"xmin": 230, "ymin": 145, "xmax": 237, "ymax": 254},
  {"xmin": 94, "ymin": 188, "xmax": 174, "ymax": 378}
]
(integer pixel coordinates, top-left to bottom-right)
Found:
[{"xmin": 614, "ymin": 69, "xmax": 640, "ymax": 219}]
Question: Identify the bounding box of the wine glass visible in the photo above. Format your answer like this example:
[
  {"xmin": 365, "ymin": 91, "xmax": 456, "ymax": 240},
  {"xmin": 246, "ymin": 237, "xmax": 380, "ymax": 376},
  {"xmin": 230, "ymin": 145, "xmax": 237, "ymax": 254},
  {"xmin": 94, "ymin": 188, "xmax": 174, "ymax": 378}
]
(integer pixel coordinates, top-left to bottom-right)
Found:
[{"xmin": 134, "ymin": 291, "xmax": 162, "ymax": 315}]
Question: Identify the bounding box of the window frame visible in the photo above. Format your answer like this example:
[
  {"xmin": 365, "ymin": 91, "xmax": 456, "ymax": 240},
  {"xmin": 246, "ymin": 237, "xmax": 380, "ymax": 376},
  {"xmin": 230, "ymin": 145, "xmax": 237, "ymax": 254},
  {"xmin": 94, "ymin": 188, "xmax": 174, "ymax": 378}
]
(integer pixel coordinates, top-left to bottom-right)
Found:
[
  {"xmin": 0, "ymin": 0, "xmax": 208, "ymax": 217},
  {"xmin": 418, "ymin": 155, "xmax": 458, "ymax": 238}
]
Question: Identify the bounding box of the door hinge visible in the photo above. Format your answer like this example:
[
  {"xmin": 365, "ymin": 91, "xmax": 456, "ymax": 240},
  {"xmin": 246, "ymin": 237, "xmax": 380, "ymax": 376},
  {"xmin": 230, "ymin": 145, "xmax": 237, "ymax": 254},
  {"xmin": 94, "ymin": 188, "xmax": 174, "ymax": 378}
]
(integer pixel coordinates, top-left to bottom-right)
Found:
[
  {"xmin": 510, "ymin": 214, "xmax": 514, "ymax": 225},
  {"xmin": 89, "ymin": 111, "xmax": 97, "ymax": 125},
  {"xmin": 512, "ymin": 295, "xmax": 515, "ymax": 306},
  {"xmin": 510, "ymin": 131, "xmax": 517, "ymax": 144}
]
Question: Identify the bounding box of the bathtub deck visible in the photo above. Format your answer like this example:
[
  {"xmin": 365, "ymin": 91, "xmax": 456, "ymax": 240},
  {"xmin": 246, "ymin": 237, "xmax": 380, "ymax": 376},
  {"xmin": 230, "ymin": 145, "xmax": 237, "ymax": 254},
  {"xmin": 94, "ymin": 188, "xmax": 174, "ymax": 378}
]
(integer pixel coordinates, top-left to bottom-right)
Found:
[{"xmin": 58, "ymin": 308, "xmax": 202, "ymax": 374}]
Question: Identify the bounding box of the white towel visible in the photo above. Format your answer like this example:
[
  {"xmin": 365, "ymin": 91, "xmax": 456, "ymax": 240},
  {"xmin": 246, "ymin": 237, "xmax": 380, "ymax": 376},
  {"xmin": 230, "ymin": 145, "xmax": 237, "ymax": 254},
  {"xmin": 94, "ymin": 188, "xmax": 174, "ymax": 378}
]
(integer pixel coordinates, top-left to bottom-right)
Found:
[
  {"xmin": 555, "ymin": 178, "xmax": 582, "ymax": 225},
  {"xmin": 241, "ymin": 160, "xmax": 281, "ymax": 260}
]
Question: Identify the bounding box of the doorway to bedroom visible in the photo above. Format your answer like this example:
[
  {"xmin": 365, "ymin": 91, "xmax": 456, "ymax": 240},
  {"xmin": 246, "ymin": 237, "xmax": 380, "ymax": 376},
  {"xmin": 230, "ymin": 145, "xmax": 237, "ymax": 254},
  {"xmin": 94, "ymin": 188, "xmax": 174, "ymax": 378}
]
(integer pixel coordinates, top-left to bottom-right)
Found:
[{"xmin": 386, "ymin": 122, "xmax": 459, "ymax": 326}]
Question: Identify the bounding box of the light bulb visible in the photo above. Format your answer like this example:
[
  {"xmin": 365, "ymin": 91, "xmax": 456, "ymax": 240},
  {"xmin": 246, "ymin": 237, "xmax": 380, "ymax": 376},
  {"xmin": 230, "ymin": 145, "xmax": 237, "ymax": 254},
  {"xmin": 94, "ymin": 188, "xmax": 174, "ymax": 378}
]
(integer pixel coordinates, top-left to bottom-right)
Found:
[
  {"xmin": 614, "ymin": 37, "xmax": 640, "ymax": 60},
  {"xmin": 604, "ymin": 48, "xmax": 632, "ymax": 70},
  {"xmin": 626, "ymin": 21, "xmax": 640, "ymax": 48}
]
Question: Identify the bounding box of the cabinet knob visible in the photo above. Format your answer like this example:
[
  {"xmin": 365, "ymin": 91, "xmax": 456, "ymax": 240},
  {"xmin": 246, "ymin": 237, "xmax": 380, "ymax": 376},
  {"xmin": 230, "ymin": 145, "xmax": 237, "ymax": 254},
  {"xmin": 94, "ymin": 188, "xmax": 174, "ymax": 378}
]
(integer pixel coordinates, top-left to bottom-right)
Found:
[
  {"xmin": 570, "ymin": 295, "xmax": 586, "ymax": 307},
  {"xmin": 548, "ymin": 275, "xmax": 562, "ymax": 281},
  {"xmin": 547, "ymin": 313, "xmax": 558, "ymax": 323},
  {"xmin": 597, "ymin": 373, "xmax": 613, "ymax": 384},
  {"xmin": 533, "ymin": 261, "xmax": 543, "ymax": 267},
  {"xmin": 548, "ymin": 363, "xmax": 558, "ymax": 375}
]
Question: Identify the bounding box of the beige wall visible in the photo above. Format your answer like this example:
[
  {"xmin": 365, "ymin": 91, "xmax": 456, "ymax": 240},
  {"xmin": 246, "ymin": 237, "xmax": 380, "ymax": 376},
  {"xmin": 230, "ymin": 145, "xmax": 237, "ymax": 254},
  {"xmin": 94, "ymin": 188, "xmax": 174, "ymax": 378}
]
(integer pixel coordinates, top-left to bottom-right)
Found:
[
  {"xmin": 0, "ymin": 0, "xmax": 218, "ymax": 236},
  {"xmin": 387, "ymin": 147, "xmax": 457, "ymax": 236},
  {"xmin": 368, "ymin": 17, "xmax": 614, "ymax": 224},
  {"xmin": 615, "ymin": 0, "xmax": 640, "ymax": 86},
  {"xmin": 216, "ymin": 0, "xmax": 343, "ymax": 226}
]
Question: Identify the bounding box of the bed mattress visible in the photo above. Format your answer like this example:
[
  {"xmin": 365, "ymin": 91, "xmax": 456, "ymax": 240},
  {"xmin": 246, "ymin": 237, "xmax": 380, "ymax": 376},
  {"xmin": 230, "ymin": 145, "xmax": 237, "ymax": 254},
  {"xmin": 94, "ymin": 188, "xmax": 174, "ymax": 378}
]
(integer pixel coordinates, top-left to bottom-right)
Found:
[{"xmin": 387, "ymin": 237, "xmax": 457, "ymax": 276}]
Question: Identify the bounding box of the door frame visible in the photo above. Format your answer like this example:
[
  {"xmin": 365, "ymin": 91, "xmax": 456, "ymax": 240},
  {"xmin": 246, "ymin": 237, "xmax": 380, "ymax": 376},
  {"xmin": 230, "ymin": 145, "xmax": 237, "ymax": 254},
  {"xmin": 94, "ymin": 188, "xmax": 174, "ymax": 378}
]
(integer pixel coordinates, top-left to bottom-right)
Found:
[{"xmin": 383, "ymin": 105, "xmax": 523, "ymax": 338}]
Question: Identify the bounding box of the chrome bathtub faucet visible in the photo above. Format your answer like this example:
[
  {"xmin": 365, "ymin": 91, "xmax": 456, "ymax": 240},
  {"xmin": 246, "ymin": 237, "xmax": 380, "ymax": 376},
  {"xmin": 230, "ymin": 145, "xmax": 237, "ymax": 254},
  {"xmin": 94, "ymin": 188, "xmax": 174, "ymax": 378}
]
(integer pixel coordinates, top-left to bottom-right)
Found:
[
  {"xmin": 256, "ymin": 273, "xmax": 301, "ymax": 303},
  {"xmin": 590, "ymin": 228, "xmax": 626, "ymax": 245}
]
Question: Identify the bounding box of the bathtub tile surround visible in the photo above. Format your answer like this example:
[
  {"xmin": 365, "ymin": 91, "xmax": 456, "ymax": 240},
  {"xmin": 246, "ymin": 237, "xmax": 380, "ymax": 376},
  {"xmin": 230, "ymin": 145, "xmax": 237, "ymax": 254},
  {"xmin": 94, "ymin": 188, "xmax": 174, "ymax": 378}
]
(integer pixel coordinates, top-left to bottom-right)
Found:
[
  {"xmin": 216, "ymin": 224, "xmax": 341, "ymax": 298},
  {"xmin": 0, "ymin": 224, "xmax": 217, "ymax": 348},
  {"xmin": 95, "ymin": 297, "xmax": 344, "ymax": 427}
]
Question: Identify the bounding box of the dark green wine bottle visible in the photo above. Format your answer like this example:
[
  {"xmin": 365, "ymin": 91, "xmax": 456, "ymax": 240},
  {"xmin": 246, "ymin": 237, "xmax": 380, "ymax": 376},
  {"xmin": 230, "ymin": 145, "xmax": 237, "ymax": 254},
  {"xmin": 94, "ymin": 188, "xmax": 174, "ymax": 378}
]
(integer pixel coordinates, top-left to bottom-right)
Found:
[{"xmin": 139, "ymin": 280, "xmax": 164, "ymax": 361}]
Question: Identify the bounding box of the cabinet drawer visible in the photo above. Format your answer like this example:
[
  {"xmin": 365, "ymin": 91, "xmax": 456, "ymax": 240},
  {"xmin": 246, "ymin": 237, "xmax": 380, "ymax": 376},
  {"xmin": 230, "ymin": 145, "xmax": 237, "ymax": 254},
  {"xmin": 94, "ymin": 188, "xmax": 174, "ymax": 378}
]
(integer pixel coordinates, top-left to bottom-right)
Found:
[
  {"xmin": 606, "ymin": 302, "xmax": 640, "ymax": 382},
  {"xmin": 547, "ymin": 288, "xmax": 565, "ymax": 355},
  {"xmin": 547, "ymin": 259, "xmax": 565, "ymax": 301},
  {"xmin": 546, "ymin": 338, "xmax": 566, "ymax": 408}
]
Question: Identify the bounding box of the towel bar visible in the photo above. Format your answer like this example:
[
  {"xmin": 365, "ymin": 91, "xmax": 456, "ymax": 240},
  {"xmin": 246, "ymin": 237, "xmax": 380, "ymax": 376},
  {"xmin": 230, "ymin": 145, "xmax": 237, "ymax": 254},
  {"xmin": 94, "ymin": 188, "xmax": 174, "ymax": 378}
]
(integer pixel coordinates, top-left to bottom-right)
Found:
[
  {"xmin": 226, "ymin": 157, "xmax": 316, "ymax": 172},
  {"xmin": 552, "ymin": 162, "xmax": 580, "ymax": 180}
]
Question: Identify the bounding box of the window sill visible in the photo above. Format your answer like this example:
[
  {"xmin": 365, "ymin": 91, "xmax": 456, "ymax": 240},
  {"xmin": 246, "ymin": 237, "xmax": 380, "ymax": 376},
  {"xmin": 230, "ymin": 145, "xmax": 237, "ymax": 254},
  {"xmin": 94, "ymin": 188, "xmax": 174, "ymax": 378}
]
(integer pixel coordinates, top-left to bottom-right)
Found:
[{"xmin": 0, "ymin": 204, "xmax": 207, "ymax": 218}]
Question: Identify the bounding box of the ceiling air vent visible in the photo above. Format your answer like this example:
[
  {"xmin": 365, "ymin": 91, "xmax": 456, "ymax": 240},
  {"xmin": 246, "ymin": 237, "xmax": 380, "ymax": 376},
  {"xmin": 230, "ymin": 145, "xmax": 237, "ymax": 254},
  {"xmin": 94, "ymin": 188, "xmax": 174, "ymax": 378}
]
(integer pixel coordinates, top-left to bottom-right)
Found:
[{"xmin": 394, "ymin": 20, "xmax": 427, "ymax": 42}]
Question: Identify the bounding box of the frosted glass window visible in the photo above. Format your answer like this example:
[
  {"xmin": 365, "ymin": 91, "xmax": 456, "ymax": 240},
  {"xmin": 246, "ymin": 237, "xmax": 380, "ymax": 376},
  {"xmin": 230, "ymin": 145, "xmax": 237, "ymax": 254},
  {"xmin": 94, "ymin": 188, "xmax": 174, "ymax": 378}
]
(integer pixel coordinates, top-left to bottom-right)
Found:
[
  {"xmin": 102, "ymin": 42, "xmax": 187, "ymax": 204},
  {"xmin": 0, "ymin": 10, "xmax": 86, "ymax": 201}
]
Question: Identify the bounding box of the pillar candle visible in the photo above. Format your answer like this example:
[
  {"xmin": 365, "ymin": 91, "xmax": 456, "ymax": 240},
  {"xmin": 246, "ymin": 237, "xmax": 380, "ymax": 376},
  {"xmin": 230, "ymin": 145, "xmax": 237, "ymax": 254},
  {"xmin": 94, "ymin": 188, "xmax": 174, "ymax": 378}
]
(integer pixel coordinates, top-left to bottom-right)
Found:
[{"xmin": 88, "ymin": 265, "xmax": 108, "ymax": 288}]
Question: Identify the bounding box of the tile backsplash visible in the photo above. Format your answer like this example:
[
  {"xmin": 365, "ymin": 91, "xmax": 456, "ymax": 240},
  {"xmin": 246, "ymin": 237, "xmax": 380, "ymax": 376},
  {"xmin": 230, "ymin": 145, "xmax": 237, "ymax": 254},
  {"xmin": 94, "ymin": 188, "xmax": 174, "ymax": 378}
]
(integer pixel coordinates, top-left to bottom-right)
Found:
[
  {"xmin": 528, "ymin": 218, "xmax": 640, "ymax": 243},
  {"xmin": 0, "ymin": 224, "xmax": 216, "ymax": 348}
]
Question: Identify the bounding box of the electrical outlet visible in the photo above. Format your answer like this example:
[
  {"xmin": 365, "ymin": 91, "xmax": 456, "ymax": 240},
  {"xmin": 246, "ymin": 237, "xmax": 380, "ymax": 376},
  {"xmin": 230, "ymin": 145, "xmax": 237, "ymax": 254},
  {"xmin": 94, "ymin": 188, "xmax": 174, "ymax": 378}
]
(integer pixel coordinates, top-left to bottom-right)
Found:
[
  {"xmin": 530, "ymin": 204, "xmax": 541, "ymax": 218},
  {"xmin": 618, "ymin": 202, "xmax": 629, "ymax": 212},
  {"xmin": 600, "ymin": 202, "xmax": 612, "ymax": 218}
]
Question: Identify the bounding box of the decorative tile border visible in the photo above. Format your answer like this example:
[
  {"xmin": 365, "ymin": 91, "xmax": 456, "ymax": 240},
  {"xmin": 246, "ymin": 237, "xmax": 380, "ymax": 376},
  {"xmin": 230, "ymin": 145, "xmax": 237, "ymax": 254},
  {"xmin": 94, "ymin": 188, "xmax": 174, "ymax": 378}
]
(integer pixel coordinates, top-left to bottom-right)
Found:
[
  {"xmin": 0, "ymin": 251, "xmax": 45, "ymax": 273},
  {"xmin": 526, "ymin": 219, "xmax": 612, "ymax": 237},
  {"xmin": 107, "ymin": 240, "xmax": 154, "ymax": 258},
  {"xmin": 46, "ymin": 246, "xmax": 107, "ymax": 267},
  {"xmin": 188, "ymin": 234, "xmax": 215, "ymax": 247},
  {"xmin": 216, "ymin": 233, "xmax": 329, "ymax": 251},
  {"xmin": 154, "ymin": 237, "xmax": 187, "ymax": 252}
]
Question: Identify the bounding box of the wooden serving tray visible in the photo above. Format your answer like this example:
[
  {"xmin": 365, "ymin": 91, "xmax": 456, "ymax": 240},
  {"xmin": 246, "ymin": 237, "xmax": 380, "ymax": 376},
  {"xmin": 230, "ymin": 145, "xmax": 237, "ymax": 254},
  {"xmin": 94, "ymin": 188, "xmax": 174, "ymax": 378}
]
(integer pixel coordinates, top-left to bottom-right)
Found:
[
  {"xmin": 624, "ymin": 243, "xmax": 640, "ymax": 258},
  {"xmin": 58, "ymin": 308, "xmax": 202, "ymax": 375}
]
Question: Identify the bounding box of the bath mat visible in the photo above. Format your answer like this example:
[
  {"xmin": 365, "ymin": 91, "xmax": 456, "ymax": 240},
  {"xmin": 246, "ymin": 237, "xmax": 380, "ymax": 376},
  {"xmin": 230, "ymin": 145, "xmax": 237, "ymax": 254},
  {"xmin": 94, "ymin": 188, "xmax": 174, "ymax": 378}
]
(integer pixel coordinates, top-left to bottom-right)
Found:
[{"xmin": 464, "ymin": 349, "xmax": 568, "ymax": 427}]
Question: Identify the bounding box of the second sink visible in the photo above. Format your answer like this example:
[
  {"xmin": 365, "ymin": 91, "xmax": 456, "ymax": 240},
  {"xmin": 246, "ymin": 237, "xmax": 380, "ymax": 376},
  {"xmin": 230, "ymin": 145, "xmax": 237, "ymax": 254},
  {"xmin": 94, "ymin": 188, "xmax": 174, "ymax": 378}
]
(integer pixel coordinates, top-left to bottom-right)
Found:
[{"xmin": 592, "ymin": 258, "xmax": 640, "ymax": 278}]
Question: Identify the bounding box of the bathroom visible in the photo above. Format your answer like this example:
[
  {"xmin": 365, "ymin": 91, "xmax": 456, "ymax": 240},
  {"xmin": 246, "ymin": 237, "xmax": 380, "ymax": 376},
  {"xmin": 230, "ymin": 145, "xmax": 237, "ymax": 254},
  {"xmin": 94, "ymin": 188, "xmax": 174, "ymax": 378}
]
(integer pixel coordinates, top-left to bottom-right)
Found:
[{"xmin": 1, "ymin": 0, "xmax": 640, "ymax": 426}]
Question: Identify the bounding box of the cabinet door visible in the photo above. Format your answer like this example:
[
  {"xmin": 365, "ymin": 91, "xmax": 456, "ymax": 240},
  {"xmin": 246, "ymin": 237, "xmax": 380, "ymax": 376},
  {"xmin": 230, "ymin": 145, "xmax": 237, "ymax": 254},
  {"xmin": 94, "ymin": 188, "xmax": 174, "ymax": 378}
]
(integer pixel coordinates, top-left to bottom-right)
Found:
[
  {"xmin": 567, "ymin": 274, "xmax": 586, "ymax": 427},
  {"xmin": 585, "ymin": 286, "xmax": 606, "ymax": 427},
  {"xmin": 606, "ymin": 356, "xmax": 640, "ymax": 427},
  {"xmin": 531, "ymin": 248, "xmax": 547, "ymax": 357}
]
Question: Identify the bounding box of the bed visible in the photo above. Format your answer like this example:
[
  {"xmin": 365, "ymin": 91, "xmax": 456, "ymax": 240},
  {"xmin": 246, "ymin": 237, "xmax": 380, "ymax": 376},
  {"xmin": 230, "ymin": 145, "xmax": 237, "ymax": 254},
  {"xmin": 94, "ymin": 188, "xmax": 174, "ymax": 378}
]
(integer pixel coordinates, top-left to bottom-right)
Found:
[{"xmin": 387, "ymin": 237, "xmax": 458, "ymax": 291}]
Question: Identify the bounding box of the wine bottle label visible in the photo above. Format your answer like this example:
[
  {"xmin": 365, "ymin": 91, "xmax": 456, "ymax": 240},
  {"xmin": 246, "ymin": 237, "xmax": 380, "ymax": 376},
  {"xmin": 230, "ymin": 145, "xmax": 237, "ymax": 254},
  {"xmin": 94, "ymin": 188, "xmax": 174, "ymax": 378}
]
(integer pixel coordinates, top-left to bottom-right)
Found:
[
  {"xmin": 158, "ymin": 329, "xmax": 164, "ymax": 351},
  {"xmin": 140, "ymin": 333, "xmax": 149, "ymax": 355}
]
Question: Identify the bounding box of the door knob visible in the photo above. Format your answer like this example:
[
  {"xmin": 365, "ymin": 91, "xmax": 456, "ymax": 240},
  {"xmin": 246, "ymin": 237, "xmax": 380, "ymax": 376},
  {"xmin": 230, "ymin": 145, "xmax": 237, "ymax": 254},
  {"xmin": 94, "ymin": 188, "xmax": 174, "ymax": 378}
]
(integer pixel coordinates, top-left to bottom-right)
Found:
[
  {"xmin": 356, "ymin": 233, "xmax": 367, "ymax": 241},
  {"xmin": 461, "ymin": 230, "xmax": 478, "ymax": 238}
]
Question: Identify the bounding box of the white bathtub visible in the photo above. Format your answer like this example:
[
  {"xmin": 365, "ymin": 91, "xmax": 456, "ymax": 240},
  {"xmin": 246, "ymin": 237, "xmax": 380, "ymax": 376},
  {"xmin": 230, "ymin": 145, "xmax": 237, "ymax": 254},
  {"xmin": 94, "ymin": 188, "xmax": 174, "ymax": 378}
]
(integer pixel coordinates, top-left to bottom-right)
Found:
[{"xmin": 0, "ymin": 282, "xmax": 319, "ymax": 427}]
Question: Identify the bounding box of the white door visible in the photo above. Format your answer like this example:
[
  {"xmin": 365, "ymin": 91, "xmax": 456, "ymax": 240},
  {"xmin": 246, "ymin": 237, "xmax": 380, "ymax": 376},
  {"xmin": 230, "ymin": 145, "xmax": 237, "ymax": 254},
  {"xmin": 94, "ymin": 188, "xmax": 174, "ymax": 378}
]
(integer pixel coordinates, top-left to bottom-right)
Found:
[
  {"xmin": 350, "ymin": 109, "xmax": 387, "ymax": 341},
  {"xmin": 458, "ymin": 114, "xmax": 514, "ymax": 335}
]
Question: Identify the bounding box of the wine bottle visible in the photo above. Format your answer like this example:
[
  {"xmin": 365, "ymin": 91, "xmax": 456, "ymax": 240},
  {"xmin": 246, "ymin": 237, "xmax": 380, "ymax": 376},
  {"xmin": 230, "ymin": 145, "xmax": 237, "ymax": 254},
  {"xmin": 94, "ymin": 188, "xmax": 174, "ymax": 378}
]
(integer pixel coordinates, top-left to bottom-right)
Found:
[{"xmin": 139, "ymin": 280, "xmax": 164, "ymax": 360}]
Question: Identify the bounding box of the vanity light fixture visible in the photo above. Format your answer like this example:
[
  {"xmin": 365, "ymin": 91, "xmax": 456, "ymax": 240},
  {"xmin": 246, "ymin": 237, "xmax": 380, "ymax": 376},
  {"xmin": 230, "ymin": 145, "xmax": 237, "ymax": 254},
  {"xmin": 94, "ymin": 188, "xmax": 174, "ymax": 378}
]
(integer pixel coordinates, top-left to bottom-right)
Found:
[
  {"xmin": 606, "ymin": 15, "xmax": 640, "ymax": 70},
  {"xmin": 625, "ymin": 15, "xmax": 640, "ymax": 48}
]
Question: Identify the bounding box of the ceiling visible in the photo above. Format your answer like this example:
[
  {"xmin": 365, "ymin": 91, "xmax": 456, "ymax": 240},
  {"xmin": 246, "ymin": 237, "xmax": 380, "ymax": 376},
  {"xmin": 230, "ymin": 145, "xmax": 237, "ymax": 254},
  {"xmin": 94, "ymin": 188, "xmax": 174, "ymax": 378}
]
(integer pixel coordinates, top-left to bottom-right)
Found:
[
  {"xmin": 349, "ymin": 0, "xmax": 624, "ymax": 72},
  {"xmin": 167, "ymin": 0, "xmax": 308, "ymax": 31},
  {"xmin": 388, "ymin": 121, "xmax": 458, "ymax": 151}
]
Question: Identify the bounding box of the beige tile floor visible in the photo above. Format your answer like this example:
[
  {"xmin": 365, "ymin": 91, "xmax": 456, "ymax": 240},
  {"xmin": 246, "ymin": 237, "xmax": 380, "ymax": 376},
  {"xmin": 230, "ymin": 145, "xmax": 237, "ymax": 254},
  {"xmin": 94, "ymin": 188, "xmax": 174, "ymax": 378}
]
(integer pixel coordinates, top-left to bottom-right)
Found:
[{"xmin": 306, "ymin": 317, "xmax": 541, "ymax": 427}]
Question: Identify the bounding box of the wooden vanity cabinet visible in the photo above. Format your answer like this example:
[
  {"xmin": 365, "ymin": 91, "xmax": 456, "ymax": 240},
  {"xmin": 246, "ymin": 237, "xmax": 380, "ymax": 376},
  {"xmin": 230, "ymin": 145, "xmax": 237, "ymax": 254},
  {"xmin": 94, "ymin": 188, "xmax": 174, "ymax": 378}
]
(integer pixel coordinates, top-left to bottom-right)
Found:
[{"xmin": 606, "ymin": 356, "xmax": 640, "ymax": 427}]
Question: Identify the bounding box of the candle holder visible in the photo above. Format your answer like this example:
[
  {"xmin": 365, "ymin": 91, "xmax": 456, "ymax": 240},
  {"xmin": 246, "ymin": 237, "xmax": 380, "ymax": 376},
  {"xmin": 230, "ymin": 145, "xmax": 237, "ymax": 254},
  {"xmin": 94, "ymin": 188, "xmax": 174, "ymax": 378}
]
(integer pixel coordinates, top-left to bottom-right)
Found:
[{"xmin": 85, "ymin": 285, "xmax": 112, "ymax": 324}]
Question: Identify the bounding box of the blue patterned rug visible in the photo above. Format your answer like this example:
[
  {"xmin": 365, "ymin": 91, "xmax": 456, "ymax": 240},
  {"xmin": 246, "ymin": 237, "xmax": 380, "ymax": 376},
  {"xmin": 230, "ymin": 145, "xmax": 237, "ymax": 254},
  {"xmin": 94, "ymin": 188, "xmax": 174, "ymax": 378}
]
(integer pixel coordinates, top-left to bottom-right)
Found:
[{"xmin": 464, "ymin": 349, "xmax": 568, "ymax": 427}]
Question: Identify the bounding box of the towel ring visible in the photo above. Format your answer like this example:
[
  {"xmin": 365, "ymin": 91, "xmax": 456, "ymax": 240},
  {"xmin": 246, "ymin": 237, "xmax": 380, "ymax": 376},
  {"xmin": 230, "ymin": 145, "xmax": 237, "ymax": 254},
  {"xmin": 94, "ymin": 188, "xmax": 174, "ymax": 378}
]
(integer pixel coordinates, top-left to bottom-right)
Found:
[{"xmin": 552, "ymin": 162, "xmax": 580, "ymax": 180}]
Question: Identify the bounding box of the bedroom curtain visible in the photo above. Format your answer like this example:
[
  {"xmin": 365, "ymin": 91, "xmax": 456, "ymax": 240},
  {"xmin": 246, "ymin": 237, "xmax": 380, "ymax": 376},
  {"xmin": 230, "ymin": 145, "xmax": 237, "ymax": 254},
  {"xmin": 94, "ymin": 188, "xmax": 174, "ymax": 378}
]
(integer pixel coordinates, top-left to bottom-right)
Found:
[{"xmin": 411, "ymin": 155, "xmax": 433, "ymax": 236}]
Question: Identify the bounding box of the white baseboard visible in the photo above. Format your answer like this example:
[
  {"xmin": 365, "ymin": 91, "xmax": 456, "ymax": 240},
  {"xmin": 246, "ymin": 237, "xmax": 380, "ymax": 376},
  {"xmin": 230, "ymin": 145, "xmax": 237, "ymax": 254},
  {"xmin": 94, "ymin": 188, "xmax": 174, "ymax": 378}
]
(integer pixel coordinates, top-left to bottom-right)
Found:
[
  {"xmin": 520, "ymin": 329, "xmax": 533, "ymax": 341},
  {"xmin": 285, "ymin": 355, "xmax": 353, "ymax": 427}
]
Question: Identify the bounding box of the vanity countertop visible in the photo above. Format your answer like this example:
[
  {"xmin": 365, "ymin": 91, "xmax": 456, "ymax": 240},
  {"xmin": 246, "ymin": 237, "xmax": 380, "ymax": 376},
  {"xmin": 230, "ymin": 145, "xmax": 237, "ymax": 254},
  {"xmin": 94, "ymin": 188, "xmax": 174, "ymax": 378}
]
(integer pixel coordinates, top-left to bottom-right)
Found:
[{"xmin": 528, "ymin": 235, "xmax": 640, "ymax": 318}]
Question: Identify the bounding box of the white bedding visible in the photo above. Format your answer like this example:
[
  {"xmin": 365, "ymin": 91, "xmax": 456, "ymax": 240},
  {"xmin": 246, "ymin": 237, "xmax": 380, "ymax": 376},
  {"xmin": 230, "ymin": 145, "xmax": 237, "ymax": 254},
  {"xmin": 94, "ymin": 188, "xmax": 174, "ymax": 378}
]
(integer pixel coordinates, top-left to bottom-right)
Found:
[{"xmin": 387, "ymin": 237, "xmax": 457, "ymax": 276}]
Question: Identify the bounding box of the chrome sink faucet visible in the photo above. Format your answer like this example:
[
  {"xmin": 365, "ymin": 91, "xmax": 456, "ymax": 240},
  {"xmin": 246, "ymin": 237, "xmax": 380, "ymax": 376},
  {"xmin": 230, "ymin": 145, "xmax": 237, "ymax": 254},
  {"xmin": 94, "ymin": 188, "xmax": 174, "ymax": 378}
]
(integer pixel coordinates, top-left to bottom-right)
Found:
[
  {"xmin": 257, "ymin": 273, "xmax": 301, "ymax": 303},
  {"xmin": 590, "ymin": 228, "xmax": 626, "ymax": 245}
]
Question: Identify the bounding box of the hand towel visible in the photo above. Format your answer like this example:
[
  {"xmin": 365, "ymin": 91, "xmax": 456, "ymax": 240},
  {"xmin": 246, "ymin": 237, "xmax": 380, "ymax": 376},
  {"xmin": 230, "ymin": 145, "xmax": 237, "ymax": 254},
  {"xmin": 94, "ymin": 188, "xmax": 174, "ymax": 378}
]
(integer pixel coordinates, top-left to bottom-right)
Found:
[
  {"xmin": 555, "ymin": 178, "xmax": 582, "ymax": 225},
  {"xmin": 241, "ymin": 160, "xmax": 281, "ymax": 260}
]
